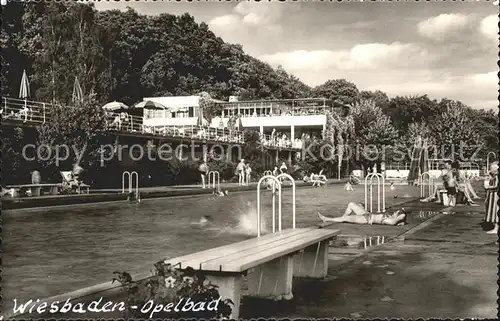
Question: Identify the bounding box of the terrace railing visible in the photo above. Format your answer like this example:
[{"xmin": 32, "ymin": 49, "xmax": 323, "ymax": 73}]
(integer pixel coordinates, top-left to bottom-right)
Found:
[{"xmin": 2, "ymin": 97, "xmax": 302, "ymax": 150}]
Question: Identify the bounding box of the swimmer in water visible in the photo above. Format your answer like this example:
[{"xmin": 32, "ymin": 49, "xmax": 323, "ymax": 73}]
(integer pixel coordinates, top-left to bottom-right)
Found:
[{"xmin": 191, "ymin": 215, "xmax": 213, "ymax": 227}]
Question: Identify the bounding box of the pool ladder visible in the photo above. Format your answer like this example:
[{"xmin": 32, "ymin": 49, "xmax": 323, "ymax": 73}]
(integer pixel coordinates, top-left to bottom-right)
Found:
[
  {"xmin": 256, "ymin": 173, "xmax": 296, "ymax": 237},
  {"xmin": 122, "ymin": 171, "xmax": 140, "ymax": 202}
]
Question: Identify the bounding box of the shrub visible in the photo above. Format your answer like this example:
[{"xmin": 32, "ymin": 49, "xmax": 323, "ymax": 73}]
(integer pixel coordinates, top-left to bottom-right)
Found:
[
  {"xmin": 207, "ymin": 158, "xmax": 236, "ymax": 181},
  {"xmin": 112, "ymin": 260, "xmax": 233, "ymax": 319}
]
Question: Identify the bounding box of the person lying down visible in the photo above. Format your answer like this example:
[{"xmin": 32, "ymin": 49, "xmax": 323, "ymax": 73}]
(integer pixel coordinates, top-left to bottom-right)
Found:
[{"xmin": 318, "ymin": 202, "xmax": 407, "ymax": 226}]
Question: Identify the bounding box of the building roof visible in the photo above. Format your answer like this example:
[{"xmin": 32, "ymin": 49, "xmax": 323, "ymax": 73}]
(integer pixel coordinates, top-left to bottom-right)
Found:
[{"xmin": 142, "ymin": 96, "xmax": 201, "ymax": 111}]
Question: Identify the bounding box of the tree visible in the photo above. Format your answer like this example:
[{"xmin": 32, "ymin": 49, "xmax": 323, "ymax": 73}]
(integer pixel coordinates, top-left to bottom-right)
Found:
[
  {"xmin": 198, "ymin": 91, "xmax": 222, "ymax": 123},
  {"xmin": 313, "ymin": 79, "xmax": 360, "ymax": 106},
  {"xmin": 428, "ymin": 101, "xmax": 484, "ymax": 161},
  {"xmin": 242, "ymin": 130, "xmax": 269, "ymax": 174},
  {"xmin": 36, "ymin": 94, "xmax": 111, "ymax": 178},
  {"xmin": 386, "ymin": 95, "xmax": 439, "ymax": 131},
  {"xmin": 359, "ymin": 90, "xmax": 389, "ymax": 111},
  {"xmin": 322, "ymin": 110, "xmax": 354, "ymax": 177},
  {"xmin": 349, "ymin": 100, "xmax": 398, "ymax": 170},
  {"xmin": 1, "ymin": 2, "xmax": 28, "ymax": 98}
]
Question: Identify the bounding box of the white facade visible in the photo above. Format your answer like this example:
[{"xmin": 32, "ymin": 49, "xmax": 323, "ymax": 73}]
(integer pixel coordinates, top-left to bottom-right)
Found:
[
  {"xmin": 209, "ymin": 114, "xmax": 326, "ymax": 141},
  {"xmin": 140, "ymin": 96, "xmax": 202, "ymax": 127}
]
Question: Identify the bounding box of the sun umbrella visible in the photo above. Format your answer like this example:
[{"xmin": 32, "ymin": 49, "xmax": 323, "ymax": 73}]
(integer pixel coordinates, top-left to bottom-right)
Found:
[
  {"xmin": 134, "ymin": 100, "xmax": 166, "ymax": 109},
  {"xmin": 72, "ymin": 76, "xmax": 84, "ymax": 103},
  {"xmin": 102, "ymin": 101, "xmax": 129, "ymax": 111},
  {"xmin": 19, "ymin": 69, "xmax": 30, "ymax": 107}
]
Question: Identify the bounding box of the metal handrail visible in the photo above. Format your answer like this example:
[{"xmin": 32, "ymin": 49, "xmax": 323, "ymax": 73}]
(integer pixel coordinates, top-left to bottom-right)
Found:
[
  {"xmin": 419, "ymin": 171, "xmax": 433, "ymax": 198},
  {"xmin": 122, "ymin": 171, "xmax": 139, "ymax": 201},
  {"xmin": 208, "ymin": 171, "xmax": 220, "ymax": 193},
  {"xmin": 364, "ymin": 173, "xmax": 385, "ymax": 213},
  {"xmin": 256, "ymin": 175, "xmax": 282, "ymax": 237},
  {"xmin": 275, "ymin": 173, "xmax": 296, "ymax": 230}
]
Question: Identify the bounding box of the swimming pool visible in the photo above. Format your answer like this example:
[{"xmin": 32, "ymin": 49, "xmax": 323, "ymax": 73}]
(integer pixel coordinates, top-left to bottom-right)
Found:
[{"xmin": 2, "ymin": 184, "xmax": 419, "ymax": 311}]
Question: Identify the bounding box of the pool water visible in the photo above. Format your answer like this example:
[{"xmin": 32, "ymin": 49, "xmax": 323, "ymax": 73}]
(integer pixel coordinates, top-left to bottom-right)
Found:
[{"xmin": 2, "ymin": 184, "xmax": 419, "ymax": 310}]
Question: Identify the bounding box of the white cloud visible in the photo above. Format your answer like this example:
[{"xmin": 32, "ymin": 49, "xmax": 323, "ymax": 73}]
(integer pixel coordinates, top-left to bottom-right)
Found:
[
  {"xmin": 259, "ymin": 42, "xmax": 431, "ymax": 73},
  {"xmin": 417, "ymin": 13, "xmax": 470, "ymax": 41},
  {"xmin": 209, "ymin": 14, "xmax": 240, "ymax": 27},
  {"xmin": 466, "ymin": 71, "xmax": 498, "ymax": 89},
  {"xmin": 260, "ymin": 43, "xmax": 496, "ymax": 109},
  {"xmin": 208, "ymin": 2, "xmax": 285, "ymax": 52},
  {"xmin": 233, "ymin": 2, "xmax": 284, "ymax": 24},
  {"xmin": 479, "ymin": 15, "xmax": 498, "ymax": 42},
  {"xmin": 368, "ymin": 71, "xmax": 498, "ymax": 109}
]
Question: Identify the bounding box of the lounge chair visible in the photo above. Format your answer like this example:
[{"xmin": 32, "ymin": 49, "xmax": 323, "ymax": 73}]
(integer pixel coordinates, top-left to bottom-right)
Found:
[
  {"xmin": 60, "ymin": 171, "xmax": 90, "ymax": 194},
  {"xmin": 311, "ymin": 170, "xmax": 327, "ymax": 187}
]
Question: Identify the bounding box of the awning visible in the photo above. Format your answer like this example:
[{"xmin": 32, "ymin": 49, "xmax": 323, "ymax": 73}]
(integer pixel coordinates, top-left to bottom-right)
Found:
[{"xmin": 141, "ymin": 96, "xmax": 201, "ymax": 112}]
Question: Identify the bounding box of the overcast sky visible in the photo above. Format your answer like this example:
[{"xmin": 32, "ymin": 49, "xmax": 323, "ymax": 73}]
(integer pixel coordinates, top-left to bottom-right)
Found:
[{"xmin": 93, "ymin": 1, "xmax": 498, "ymax": 110}]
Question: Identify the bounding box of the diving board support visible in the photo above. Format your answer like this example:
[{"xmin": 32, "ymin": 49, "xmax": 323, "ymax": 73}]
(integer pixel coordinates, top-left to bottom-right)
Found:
[
  {"xmin": 293, "ymin": 240, "xmax": 329, "ymax": 278},
  {"xmin": 247, "ymin": 255, "xmax": 294, "ymax": 300}
]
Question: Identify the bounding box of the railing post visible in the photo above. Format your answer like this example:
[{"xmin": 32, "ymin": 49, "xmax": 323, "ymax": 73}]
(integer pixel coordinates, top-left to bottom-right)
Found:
[
  {"xmin": 122, "ymin": 171, "xmax": 130, "ymax": 194},
  {"xmin": 257, "ymin": 175, "xmax": 281, "ymax": 237},
  {"xmin": 276, "ymin": 173, "xmax": 296, "ymax": 230},
  {"xmin": 365, "ymin": 173, "xmax": 385, "ymax": 213}
]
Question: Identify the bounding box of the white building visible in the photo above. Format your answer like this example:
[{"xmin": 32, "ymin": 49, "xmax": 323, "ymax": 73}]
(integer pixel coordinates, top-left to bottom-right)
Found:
[
  {"xmin": 138, "ymin": 96, "xmax": 207, "ymax": 127},
  {"xmin": 135, "ymin": 96, "xmax": 348, "ymax": 150},
  {"xmin": 210, "ymin": 98, "xmax": 348, "ymax": 148}
]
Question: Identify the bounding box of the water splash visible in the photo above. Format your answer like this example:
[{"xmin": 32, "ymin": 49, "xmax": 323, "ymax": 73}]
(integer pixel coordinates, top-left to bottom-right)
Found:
[
  {"xmin": 212, "ymin": 201, "xmax": 268, "ymax": 237},
  {"xmin": 234, "ymin": 201, "xmax": 268, "ymax": 235}
]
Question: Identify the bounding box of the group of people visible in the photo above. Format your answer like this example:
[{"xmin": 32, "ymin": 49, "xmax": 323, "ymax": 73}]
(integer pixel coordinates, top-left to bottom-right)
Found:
[
  {"xmin": 236, "ymin": 159, "xmax": 252, "ymax": 186},
  {"xmin": 198, "ymin": 159, "xmax": 253, "ymax": 190},
  {"xmin": 420, "ymin": 160, "xmax": 480, "ymax": 206}
]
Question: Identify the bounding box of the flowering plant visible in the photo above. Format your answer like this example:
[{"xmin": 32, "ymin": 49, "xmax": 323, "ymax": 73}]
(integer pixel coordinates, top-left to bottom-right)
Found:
[{"xmin": 112, "ymin": 260, "xmax": 233, "ymax": 318}]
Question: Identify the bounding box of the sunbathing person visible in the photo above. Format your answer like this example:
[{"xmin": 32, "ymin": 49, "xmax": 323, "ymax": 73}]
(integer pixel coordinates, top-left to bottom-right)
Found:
[
  {"xmin": 318, "ymin": 202, "xmax": 407, "ymax": 226},
  {"xmin": 421, "ymin": 160, "xmax": 453, "ymax": 203}
]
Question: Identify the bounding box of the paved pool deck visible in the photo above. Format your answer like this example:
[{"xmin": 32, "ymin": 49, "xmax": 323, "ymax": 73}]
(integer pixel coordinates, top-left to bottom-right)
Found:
[{"xmin": 240, "ymin": 197, "xmax": 498, "ymax": 319}]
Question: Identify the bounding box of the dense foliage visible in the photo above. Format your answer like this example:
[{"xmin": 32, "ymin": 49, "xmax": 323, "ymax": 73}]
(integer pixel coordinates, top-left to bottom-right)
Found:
[
  {"xmin": 112, "ymin": 261, "xmax": 233, "ymax": 318},
  {"xmin": 3, "ymin": 2, "xmax": 311, "ymax": 105}
]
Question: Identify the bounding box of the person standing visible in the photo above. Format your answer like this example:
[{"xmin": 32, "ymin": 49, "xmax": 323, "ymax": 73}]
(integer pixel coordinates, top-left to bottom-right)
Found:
[
  {"xmin": 484, "ymin": 162, "xmax": 499, "ymax": 234},
  {"xmin": 31, "ymin": 169, "xmax": 41, "ymax": 184},
  {"xmin": 71, "ymin": 163, "xmax": 84, "ymax": 184},
  {"xmin": 279, "ymin": 162, "xmax": 288, "ymax": 174},
  {"xmin": 236, "ymin": 159, "xmax": 246, "ymax": 186},
  {"xmin": 198, "ymin": 160, "xmax": 209, "ymax": 189},
  {"xmin": 245, "ymin": 163, "xmax": 252, "ymax": 186}
]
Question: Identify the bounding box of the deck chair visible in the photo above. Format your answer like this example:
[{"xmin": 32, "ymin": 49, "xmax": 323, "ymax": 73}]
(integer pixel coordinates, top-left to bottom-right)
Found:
[
  {"xmin": 312, "ymin": 170, "xmax": 327, "ymax": 187},
  {"xmin": 60, "ymin": 171, "xmax": 90, "ymax": 194}
]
